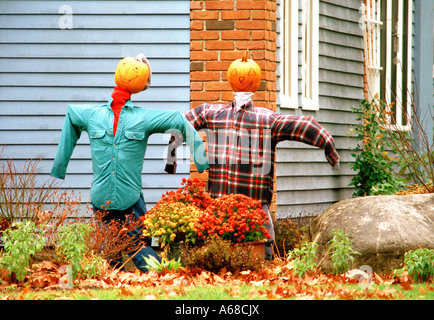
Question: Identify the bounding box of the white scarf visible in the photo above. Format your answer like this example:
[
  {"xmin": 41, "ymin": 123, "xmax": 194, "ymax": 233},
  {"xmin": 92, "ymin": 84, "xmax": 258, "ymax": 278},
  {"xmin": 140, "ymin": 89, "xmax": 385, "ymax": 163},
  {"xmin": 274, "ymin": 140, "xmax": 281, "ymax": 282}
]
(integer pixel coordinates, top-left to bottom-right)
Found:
[{"xmin": 233, "ymin": 92, "xmax": 254, "ymax": 111}]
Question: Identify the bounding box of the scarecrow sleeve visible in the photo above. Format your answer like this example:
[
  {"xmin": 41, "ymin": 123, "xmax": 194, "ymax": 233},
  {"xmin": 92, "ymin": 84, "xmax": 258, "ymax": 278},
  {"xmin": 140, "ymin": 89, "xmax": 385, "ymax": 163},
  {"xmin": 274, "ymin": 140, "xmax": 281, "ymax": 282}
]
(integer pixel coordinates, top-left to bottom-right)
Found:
[
  {"xmin": 146, "ymin": 108, "xmax": 209, "ymax": 173},
  {"xmin": 271, "ymin": 113, "xmax": 340, "ymax": 166},
  {"xmin": 50, "ymin": 105, "xmax": 90, "ymax": 179},
  {"xmin": 164, "ymin": 103, "xmax": 209, "ymax": 174}
]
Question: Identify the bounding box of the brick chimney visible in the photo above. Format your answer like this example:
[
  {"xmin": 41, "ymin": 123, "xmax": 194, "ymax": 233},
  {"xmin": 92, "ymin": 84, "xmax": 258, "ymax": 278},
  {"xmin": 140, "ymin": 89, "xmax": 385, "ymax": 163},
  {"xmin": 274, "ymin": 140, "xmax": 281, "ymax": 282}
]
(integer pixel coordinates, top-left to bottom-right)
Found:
[{"xmin": 190, "ymin": 0, "xmax": 277, "ymax": 110}]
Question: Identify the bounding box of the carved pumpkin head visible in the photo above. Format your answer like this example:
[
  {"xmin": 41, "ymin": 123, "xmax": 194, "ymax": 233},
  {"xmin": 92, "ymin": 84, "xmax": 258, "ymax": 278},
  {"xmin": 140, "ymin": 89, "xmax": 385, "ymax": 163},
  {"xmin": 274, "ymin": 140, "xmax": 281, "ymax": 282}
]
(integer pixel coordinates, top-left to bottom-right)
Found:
[
  {"xmin": 227, "ymin": 50, "xmax": 262, "ymax": 92},
  {"xmin": 114, "ymin": 57, "xmax": 150, "ymax": 94}
]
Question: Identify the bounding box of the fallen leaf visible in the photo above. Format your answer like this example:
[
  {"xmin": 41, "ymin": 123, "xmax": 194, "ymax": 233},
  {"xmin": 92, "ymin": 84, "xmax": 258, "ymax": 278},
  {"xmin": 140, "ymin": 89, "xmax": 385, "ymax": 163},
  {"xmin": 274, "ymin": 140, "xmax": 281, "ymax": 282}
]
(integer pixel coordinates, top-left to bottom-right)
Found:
[
  {"xmin": 119, "ymin": 286, "xmax": 134, "ymax": 297},
  {"xmin": 225, "ymin": 286, "xmax": 241, "ymax": 297},
  {"xmin": 373, "ymin": 273, "xmax": 384, "ymax": 284},
  {"xmin": 213, "ymin": 274, "xmax": 226, "ymax": 284},
  {"xmin": 250, "ymin": 279, "xmax": 265, "ymax": 287},
  {"xmin": 399, "ymin": 281, "xmax": 413, "ymax": 291},
  {"xmin": 22, "ymin": 285, "xmax": 31, "ymax": 295}
]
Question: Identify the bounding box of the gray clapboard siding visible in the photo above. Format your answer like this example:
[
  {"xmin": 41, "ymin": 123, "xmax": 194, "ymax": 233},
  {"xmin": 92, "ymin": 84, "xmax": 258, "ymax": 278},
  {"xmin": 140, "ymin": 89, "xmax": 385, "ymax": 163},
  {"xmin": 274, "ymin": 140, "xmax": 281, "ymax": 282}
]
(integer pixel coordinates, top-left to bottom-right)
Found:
[
  {"xmin": 0, "ymin": 59, "xmax": 189, "ymax": 75},
  {"xmin": 0, "ymin": 1, "xmax": 188, "ymax": 14},
  {"xmin": 0, "ymin": 14, "xmax": 189, "ymax": 29},
  {"xmin": 276, "ymin": 0, "xmax": 364, "ymax": 218},
  {"xmin": 0, "ymin": 44, "xmax": 190, "ymax": 58},
  {"xmin": 0, "ymin": 0, "xmax": 191, "ymax": 210},
  {"xmin": 2, "ymin": 159, "xmax": 190, "ymax": 175},
  {"xmin": 0, "ymin": 87, "xmax": 190, "ymax": 103},
  {"xmin": 0, "ymin": 102, "xmax": 191, "ymax": 115},
  {"xmin": 0, "ymin": 29, "xmax": 189, "ymax": 44}
]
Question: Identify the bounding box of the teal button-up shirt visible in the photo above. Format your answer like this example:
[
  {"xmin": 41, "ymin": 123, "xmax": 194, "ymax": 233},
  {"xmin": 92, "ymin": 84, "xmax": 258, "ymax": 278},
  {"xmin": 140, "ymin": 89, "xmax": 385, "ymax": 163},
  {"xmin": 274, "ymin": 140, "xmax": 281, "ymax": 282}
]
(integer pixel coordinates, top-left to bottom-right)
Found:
[{"xmin": 51, "ymin": 98, "xmax": 209, "ymax": 210}]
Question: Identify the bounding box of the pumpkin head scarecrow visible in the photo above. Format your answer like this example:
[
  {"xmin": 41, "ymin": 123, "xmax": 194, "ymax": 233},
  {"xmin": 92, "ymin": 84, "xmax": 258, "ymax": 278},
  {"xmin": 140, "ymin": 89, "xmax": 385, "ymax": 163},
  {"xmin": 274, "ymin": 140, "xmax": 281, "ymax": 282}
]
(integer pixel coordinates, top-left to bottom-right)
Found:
[
  {"xmin": 50, "ymin": 54, "xmax": 209, "ymax": 272},
  {"xmin": 165, "ymin": 49, "xmax": 341, "ymax": 260},
  {"xmin": 114, "ymin": 55, "xmax": 151, "ymax": 93},
  {"xmin": 227, "ymin": 49, "xmax": 261, "ymax": 93},
  {"xmin": 110, "ymin": 54, "xmax": 152, "ymax": 136},
  {"xmin": 227, "ymin": 50, "xmax": 262, "ymax": 110}
]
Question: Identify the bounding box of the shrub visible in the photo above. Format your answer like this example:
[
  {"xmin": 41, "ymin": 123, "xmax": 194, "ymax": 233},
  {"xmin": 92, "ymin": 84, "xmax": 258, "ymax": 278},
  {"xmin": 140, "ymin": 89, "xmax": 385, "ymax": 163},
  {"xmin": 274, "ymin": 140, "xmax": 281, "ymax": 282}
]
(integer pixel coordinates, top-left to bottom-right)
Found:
[
  {"xmin": 385, "ymin": 94, "xmax": 433, "ymax": 192},
  {"xmin": 273, "ymin": 218, "xmax": 301, "ymax": 257},
  {"xmin": 180, "ymin": 237, "xmax": 263, "ymax": 274},
  {"xmin": 0, "ymin": 147, "xmax": 90, "ymax": 247},
  {"xmin": 0, "ymin": 220, "xmax": 45, "ymax": 282},
  {"xmin": 159, "ymin": 178, "xmax": 212, "ymax": 210},
  {"xmin": 142, "ymin": 202, "xmax": 202, "ymax": 248},
  {"xmin": 349, "ymin": 97, "xmax": 404, "ymax": 197},
  {"xmin": 328, "ymin": 229, "xmax": 360, "ymax": 274},
  {"xmin": 394, "ymin": 248, "xmax": 434, "ymax": 282},
  {"xmin": 56, "ymin": 222, "xmax": 103, "ymax": 280},
  {"xmin": 196, "ymin": 194, "xmax": 271, "ymax": 243},
  {"xmin": 287, "ymin": 242, "xmax": 318, "ymax": 277},
  {"xmin": 89, "ymin": 209, "xmax": 145, "ymax": 267}
]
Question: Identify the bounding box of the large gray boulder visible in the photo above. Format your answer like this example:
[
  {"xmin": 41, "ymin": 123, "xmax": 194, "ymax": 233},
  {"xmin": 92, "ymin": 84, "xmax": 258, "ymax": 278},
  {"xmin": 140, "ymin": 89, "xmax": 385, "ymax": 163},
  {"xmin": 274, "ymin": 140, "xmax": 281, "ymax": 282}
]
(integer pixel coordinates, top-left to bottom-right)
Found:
[{"xmin": 308, "ymin": 194, "xmax": 434, "ymax": 274}]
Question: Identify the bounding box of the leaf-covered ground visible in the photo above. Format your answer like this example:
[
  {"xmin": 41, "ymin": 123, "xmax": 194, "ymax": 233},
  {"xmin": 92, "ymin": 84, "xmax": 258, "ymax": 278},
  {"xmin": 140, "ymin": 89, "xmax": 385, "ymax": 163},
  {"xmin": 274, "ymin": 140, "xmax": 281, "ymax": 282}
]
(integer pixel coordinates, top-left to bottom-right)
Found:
[{"xmin": 1, "ymin": 259, "xmax": 433, "ymax": 300}]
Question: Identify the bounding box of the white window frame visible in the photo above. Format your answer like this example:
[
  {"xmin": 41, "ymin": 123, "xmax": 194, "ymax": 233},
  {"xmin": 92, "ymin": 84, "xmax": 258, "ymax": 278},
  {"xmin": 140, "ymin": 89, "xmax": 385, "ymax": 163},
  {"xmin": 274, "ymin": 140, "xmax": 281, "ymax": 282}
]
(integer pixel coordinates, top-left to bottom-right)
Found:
[
  {"xmin": 279, "ymin": 0, "xmax": 299, "ymax": 109},
  {"xmin": 362, "ymin": 0, "xmax": 383, "ymax": 100},
  {"xmin": 386, "ymin": 0, "xmax": 412, "ymax": 131},
  {"xmin": 301, "ymin": 0, "xmax": 319, "ymax": 111},
  {"xmin": 363, "ymin": 0, "xmax": 413, "ymax": 131}
]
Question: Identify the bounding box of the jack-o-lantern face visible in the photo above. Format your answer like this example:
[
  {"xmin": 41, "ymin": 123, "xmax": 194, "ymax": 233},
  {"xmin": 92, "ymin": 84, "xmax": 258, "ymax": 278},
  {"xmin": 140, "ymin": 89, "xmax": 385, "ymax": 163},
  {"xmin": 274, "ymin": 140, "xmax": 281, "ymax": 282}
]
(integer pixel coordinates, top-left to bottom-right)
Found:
[
  {"xmin": 114, "ymin": 57, "xmax": 150, "ymax": 94},
  {"xmin": 227, "ymin": 50, "xmax": 262, "ymax": 92}
]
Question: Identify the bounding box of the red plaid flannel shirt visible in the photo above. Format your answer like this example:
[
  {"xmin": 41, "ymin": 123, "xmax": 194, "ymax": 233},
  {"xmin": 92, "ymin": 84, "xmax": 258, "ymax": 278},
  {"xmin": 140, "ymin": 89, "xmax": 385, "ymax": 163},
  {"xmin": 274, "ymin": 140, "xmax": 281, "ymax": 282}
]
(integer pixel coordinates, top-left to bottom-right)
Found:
[{"xmin": 172, "ymin": 101, "xmax": 339, "ymax": 205}]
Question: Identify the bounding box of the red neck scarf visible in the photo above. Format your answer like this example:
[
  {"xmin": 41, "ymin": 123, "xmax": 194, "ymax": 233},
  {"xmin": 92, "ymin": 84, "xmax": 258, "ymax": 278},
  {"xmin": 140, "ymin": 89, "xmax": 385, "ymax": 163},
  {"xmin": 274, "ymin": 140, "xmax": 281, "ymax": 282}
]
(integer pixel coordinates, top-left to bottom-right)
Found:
[{"xmin": 110, "ymin": 86, "xmax": 131, "ymax": 136}]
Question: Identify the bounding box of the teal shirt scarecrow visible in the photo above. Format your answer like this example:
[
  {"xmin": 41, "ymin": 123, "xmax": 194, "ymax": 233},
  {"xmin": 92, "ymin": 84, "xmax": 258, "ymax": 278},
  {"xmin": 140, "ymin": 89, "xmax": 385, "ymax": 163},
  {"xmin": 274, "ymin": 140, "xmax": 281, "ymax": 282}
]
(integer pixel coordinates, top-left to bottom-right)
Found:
[{"xmin": 51, "ymin": 97, "xmax": 209, "ymax": 210}]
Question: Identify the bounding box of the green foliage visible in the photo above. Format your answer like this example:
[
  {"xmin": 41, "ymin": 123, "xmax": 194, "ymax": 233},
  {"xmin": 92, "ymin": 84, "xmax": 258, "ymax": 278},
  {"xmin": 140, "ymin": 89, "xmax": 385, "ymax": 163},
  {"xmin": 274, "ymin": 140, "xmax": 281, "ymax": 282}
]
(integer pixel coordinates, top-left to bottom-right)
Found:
[
  {"xmin": 143, "ymin": 255, "xmax": 182, "ymax": 273},
  {"xmin": 328, "ymin": 229, "xmax": 360, "ymax": 274},
  {"xmin": 394, "ymin": 248, "xmax": 434, "ymax": 282},
  {"xmin": 349, "ymin": 98, "xmax": 404, "ymax": 197},
  {"xmin": 0, "ymin": 221, "xmax": 45, "ymax": 282},
  {"xmin": 56, "ymin": 223, "xmax": 103, "ymax": 280},
  {"xmin": 287, "ymin": 242, "xmax": 318, "ymax": 277}
]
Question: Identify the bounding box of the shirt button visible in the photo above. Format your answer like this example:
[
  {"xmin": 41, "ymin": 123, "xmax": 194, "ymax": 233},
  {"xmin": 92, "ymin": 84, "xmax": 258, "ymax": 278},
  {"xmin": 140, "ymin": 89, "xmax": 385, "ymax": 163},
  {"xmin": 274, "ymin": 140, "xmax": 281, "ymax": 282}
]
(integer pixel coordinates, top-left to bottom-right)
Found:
[
  {"xmin": 113, "ymin": 144, "xmax": 116, "ymax": 147},
  {"xmin": 112, "ymin": 157, "xmax": 115, "ymax": 161},
  {"xmin": 112, "ymin": 171, "xmax": 115, "ymax": 174}
]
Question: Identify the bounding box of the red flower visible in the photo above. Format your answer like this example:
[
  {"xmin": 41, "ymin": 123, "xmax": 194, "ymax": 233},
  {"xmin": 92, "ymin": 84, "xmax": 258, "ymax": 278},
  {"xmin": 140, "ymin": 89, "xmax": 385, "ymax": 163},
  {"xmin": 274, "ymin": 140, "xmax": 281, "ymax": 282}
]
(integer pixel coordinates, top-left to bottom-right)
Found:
[
  {"xmin": 195, "ymin": 193, "xmax": 270, "ymax": 243},
  {"xmin": 149, "ymin": 179, "xmax": 270, "ymax": 245}
]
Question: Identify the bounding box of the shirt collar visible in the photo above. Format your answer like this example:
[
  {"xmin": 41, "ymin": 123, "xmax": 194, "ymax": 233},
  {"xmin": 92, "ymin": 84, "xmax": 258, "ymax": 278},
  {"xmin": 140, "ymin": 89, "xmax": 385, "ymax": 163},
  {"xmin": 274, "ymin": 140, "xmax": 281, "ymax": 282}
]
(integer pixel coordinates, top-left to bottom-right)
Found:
[
  {"xmin": 107, "ymin": 97, "xmax": 134, "ymax": 109},
  {"xmin": 232, "ymin": 100, "xmax": 253, "ymax": 111}
]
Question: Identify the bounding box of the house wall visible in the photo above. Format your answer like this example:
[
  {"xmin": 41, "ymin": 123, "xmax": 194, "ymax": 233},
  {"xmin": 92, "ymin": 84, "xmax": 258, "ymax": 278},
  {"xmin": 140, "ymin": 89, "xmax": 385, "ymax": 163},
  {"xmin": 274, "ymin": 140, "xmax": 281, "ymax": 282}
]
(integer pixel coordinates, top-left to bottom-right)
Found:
[
  {"xmin": 275, "ymin": 0, "xmax": 364, "ymax": 218},
  {"xmin": 0, "ymin": 0, "xmax": 191, "ymax": 211},
  {"xmin": 413, "ymin": 0, "xmax": 434, "ymax": 146}
]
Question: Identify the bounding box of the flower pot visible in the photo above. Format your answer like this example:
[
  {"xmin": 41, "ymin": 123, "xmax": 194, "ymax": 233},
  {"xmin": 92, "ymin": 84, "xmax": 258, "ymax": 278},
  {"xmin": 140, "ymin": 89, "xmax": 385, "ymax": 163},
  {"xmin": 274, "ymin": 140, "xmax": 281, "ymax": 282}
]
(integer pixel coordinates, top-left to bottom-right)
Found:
[{"xmin": 232, "ymin": 239, "xmax": 267, "ymax": 261}]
